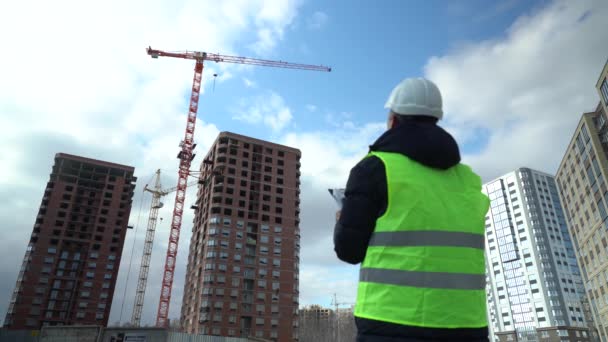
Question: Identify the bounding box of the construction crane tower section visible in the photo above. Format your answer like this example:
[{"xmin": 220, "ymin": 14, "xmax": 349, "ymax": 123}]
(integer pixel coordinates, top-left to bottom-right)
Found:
[
  {"xmin": 131, "ymin": 170, "xmax": 164, "ymax": 326},
  {"xmin": 147, "ymin": 46, "xmax": 331, "ymax": 327}
]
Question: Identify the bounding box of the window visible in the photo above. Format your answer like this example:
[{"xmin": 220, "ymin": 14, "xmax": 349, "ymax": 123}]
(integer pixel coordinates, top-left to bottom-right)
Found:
[
  {"xmin": 274, "ymin": 226, "xmax": 282, "ymax": 233},
  {"xmin": 273, "ymin": 259, "xmax": 280, "ymax": 267},
  {"xmin": 102, "ymin": 282, "xmax": 110, "ymax": 289},
  {"xmin": 81, "ymin": 291, "xmax": 90, "ymax": 298},
  {"xmin": 601, "ymin": 79, "xmax": 608, "ymax": 104},
  {"xmin": 104, "ymin": 273, "xmax": 112, "ymax": 280},
  {"xmin": 233, "ymin": 266, "xmax": 241, "ymax": 273},
  {"xmin": 258, "ymin": 280, "xmax": 267, "ymax": 288},
  {"xmin": 272, "ymin": 270, "xmax": 280, "ymax": 278},
  {"xmin": 86, "ymin": 271, "xmax": 95, "ymax": 278},
  {"xmin": 232, "ymin": 278, "xmax": 240, "ymax": 287},
  {"xmin": 256, "ymin": 317, "xmax": 265, "ymax": 325},
  {"xmin": 44, "ymin": 256, "xmax": 54, "ymax": 264},
  {"xmin": 261, "ymin": 235, "xmax": 269, "ymax": 243}
]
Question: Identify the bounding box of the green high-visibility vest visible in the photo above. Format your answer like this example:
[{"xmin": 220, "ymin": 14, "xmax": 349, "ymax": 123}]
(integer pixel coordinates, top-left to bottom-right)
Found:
[{"xmin": 354, "ymin": 151, "xmax": 490, "ymax": 328}]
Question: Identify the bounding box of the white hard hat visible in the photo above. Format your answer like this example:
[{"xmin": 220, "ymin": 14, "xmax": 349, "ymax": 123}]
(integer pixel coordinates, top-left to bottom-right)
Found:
[{"xmin": 384, "ymin": 77, "xmax": 443, "ymax": 120}]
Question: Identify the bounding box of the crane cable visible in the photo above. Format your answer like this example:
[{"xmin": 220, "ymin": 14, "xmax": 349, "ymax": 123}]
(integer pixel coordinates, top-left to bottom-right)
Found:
[{"xmin": 118, "ymin": 173, "xmax": 154, "ymax": 325}]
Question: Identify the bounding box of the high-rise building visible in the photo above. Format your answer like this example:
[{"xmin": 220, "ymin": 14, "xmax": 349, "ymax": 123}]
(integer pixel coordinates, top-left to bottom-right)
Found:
[
  {"xmin": 555, "ymin": 59, "xmax": 608, "ymax": 342},
  {"xmin": 299, "ymin": 305, "xmax": 333, "ymax": 322},
  {"xmin": 3, "ymin": 153, "xmax": 136, "ymax": 329},
  {"xmin": 484, "ymin": 168, "xmax": 592, "ymax": 342},
  {"xmin": 180, "ymin": 132, "xmax": 301, "ymax": 341},
  {"xmin": 597, "ymin": 59, "xmax": 608, "ymax": 114}
]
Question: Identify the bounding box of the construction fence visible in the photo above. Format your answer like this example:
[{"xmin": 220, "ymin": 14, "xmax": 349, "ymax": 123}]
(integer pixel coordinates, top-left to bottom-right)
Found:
[{"xmin": 0, "ymin": 326, "xmax": 255, "ymax": 342}]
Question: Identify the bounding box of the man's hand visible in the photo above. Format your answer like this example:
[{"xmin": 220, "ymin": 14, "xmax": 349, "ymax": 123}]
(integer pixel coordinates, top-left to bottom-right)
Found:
[{"xmin": 336, "ymin": 210, "xmax": 341, "ymax": 221}]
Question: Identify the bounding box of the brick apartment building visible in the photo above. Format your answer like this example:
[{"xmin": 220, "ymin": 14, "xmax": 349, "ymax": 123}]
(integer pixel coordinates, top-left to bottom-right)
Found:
[
  {"xmin": 3, "ymin": 153, "xmax": 136, "ymax": 329},
  {"xmin": 180, "ymin": 132, "xmax": 301, "ymax": 341}
]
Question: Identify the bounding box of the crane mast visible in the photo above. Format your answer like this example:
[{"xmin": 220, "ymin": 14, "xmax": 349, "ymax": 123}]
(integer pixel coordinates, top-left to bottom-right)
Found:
[
  {"xmin": 130, "ymin": 170, "xmax": 199, "ymax": 327},
  {"xmin": 131, "ymin": 170, "xmax": 164, "ymax": 326},
  {"xmin": 148, "ymin": 46, "xmax": 330, "ymax": 327}
]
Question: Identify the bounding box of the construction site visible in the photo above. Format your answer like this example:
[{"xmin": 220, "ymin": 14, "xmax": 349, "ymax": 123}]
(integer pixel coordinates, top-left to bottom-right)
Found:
[
  {"xmin": 3, "ymin": 2, "xmax": 608, "ymax": 342},
  {"xmin": 1, "ymin": 47, "xmax": 331, "ymax": 342}
]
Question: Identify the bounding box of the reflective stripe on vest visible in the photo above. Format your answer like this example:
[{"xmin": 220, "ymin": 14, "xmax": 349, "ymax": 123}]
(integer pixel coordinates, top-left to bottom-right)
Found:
[
  {"xmin": 360, "ymin": 268, "xmax": 486, "ymax": 290},
  {"xmin": 368, "ymin": 230, "xmax": 485, "ymax": 250}
]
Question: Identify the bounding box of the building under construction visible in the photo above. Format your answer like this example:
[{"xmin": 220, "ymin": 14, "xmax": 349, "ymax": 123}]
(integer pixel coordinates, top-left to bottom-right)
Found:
[
  {"xmin": 3, "ymin": 153, "xmax": 136, "ymax": 329},
  {"xmin": 180, "ymin": 132, "xmax": 302, "ymax": 341}
]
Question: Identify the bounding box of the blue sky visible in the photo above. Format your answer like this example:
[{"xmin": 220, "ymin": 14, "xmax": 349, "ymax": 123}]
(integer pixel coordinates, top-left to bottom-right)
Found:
[
  {"xmin": 196, "ymin": 0, "xmax": 545, "ymax": 153},
  {"xmin": 0, "ymin": 0, "xmax": 606, "ymax": 326}
]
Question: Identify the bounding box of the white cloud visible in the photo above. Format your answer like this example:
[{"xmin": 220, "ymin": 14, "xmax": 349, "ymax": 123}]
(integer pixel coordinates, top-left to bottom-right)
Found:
[
  {"xmin": 232, "ymin": 91, "xmax": 294, "ymax": 132},
  {"xmin": 249, "ymin": 0, "xmax": 301, "ymax": 55},
  {"xmin": 307, "ymin": 11, "xmax": 329, "ymax": 30},
  {"xmin": 0, "ymin": 0, "xmax": 302, "ymax": 326},
  {"xmin": 306, "ymin": 104, "xmax": 317, "ymax": 112},
  {"xmin": 243, "ymin": 77, "xmax": 257, "ymax": 88},
  {"xmin": 276, "ymin": 122, "xmax": 385, "ymax": 306},
  {"xmin": 425, "ymin": 0, "xmax": 608, "ymax": 180}
]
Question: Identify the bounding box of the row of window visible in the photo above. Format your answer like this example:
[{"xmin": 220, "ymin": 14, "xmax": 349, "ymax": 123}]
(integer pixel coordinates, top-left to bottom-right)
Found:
[{"xmin": 203, "ymin": 257, "xmax": 282, "ymax": 270}]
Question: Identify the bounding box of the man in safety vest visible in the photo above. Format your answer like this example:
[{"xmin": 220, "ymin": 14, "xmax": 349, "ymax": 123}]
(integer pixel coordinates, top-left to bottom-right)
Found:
[{"xmin": 334, "ymin": 77, "xmax": 490, "ymax": 342}]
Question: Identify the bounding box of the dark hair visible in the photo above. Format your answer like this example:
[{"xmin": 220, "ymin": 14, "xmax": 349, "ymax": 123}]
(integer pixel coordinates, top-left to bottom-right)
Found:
[{"xmin": 392, "ymin": 113, "xmax": 438, "ymax": 125}]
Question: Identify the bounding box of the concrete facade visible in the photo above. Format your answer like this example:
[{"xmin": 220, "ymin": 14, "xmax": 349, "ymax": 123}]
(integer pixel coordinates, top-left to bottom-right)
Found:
[
  {"xmin": 3, "ymin": 153, "xmax": 136, "ymax": 330},
  {"xmin": 483, "ymin": 169, "xmax": 592, "ymax": 342},
  {"xmin": 556, "ymin": 102, "xmax": 608, "ymax": 342},
  {"xmin": 180, "ymin": 132, "xmax": 301, "ymax": 341}
]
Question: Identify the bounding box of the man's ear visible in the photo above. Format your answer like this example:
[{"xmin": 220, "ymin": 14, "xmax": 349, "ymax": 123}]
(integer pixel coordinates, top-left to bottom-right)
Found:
[{"xmin": 389, "ymin": 115, "xmax": 399, "ymax": 129}]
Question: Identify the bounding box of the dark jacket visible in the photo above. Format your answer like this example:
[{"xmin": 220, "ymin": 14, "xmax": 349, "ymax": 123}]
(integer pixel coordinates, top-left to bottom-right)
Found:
[{"xmin": 334, "ymin": 120, "xmax": 489, "ymax": 342}]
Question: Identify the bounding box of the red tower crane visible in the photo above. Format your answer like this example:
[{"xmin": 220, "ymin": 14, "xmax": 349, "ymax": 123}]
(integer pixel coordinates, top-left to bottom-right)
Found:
[{"xmin": 146, "ymin": 46, "xmax": 331, "ymax": 327}]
